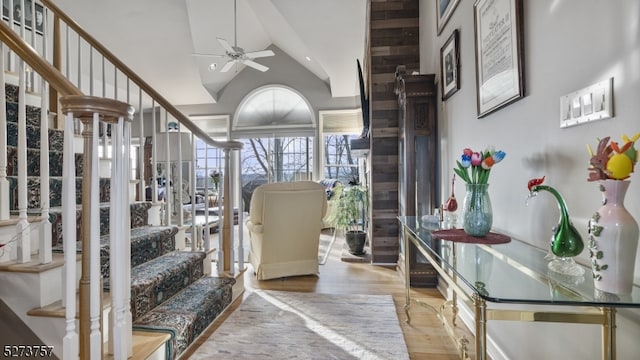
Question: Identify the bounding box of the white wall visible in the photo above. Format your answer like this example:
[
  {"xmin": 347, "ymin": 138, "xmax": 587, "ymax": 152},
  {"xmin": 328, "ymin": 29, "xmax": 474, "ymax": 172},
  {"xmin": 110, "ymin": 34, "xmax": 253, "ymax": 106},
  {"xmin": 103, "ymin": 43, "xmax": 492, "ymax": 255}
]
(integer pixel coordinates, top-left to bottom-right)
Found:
[{"xmin": 421, "ymin": 0, "xmax": 640, "ymax": 358}]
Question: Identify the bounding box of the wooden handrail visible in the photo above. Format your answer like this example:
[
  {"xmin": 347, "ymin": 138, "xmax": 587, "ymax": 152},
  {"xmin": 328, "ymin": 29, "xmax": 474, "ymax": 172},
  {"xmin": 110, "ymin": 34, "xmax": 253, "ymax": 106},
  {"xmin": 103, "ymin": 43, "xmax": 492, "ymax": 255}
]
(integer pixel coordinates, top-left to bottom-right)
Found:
[
  {"xmin": 0, "ymin": 21, "xmax": 81, "ymax": 96},
  {"xmin": 40, "ymin": 0, "xmax": 243, "ymax": 151}
]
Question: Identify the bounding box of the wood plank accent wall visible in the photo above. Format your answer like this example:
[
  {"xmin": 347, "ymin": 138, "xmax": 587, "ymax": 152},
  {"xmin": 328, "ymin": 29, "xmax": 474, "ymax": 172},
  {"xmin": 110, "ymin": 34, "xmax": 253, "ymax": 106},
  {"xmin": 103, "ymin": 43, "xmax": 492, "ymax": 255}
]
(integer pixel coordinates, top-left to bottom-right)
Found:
[{"xmin": 368, "ymin": 0, "xmax": 420, "ymax": 264}]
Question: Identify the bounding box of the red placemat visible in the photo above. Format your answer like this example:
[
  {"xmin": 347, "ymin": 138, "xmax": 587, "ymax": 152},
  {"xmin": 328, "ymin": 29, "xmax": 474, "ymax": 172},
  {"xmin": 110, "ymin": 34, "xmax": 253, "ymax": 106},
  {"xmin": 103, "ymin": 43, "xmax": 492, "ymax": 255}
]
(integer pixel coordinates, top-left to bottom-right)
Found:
[{"xmin": 431, "ymin": 229, "xmax": 511, "ymax": 244}]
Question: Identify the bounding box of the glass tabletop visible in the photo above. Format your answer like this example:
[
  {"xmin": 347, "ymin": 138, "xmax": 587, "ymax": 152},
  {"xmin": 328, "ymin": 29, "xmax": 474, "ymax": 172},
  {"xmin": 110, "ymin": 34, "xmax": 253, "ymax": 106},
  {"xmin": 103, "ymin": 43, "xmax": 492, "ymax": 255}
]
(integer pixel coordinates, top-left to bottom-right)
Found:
[{"xmin": 398, "ymin": 216, "xmax": 640, "ymax": 307}]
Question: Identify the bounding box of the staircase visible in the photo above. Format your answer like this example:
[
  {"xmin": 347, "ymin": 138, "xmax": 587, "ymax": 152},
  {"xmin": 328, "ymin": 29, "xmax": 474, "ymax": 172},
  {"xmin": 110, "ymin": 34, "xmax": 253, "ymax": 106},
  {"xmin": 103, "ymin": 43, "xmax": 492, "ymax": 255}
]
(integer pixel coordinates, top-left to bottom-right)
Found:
[
  {"xmin": 1, "ymin": 82, "xmax": 238, "ymax": 359},
  {"xmin": 0, "ymin": 1, "xmax": 246, "ymax": 358}
]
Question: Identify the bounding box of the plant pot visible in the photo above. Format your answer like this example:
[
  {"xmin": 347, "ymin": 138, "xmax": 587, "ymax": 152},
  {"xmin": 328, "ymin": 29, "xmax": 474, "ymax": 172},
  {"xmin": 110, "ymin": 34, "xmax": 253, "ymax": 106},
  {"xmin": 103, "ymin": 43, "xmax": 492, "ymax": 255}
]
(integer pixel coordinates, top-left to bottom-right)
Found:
[{"xmin": 345, "ymin": 230, "xmax": 366, "ymax": 256}]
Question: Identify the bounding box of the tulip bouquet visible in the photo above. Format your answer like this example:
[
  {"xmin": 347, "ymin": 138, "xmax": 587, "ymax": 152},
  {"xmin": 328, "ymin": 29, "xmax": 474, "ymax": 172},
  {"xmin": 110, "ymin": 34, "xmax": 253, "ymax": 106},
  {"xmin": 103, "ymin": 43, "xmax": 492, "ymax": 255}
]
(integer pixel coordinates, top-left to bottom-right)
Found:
[{"xmin": 454, "ymin": 147, "xmax": 506, "ymax": 185}]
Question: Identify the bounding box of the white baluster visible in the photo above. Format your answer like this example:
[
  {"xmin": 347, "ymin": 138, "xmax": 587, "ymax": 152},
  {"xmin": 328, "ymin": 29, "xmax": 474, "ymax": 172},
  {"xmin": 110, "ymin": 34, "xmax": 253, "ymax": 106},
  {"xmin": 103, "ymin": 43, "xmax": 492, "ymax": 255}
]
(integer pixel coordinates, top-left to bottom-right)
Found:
[
  {"xmin": 0, "ymin": 43, "xmax": 9, "ymax": 221},
  {"xmin": 39, "ymin": 70, "xmax": 51, "ymax": 264},
  {"xmin": 109, "ymin": 115, "xmax": 127, "ymax": 359},
  {"xmin": 204, "ymin": 143, "xmax": 210, "ymax": 252},
  {"xmin": 235, "ymin": 149, "xmax": 244, "ymax": 271},
  {"xmin": 38, "ymin": 5, "xmax": 51, "ymax": 264},
  {"xmin": 228, "ymin": 150, "xmax": 235, "ymax": 275},
  {"xmin": 191, "ymin": 133, "xmax": 197, "ymax": 250},
  {"xmin": 62, "ymin": 112, "xmax": 78, "ymax": 360},
  {"xmin": 164, "ymin": 111, "xmax": 171, "ymax": 227},
  {"xmin": 151, "ymin": 101, "xmax": 158, "ymax": 204},
  {"xmin": 89, "ymin": 112, "xmax": 102, "ymax": 359},
  {"xmin": 177, "ymin": 124, "xmax": 183, "ymax": 226},
  {"xmin": 138, "ymin": 89, "xmax": 144, "ymax": 201},
  {"xmin": 16, "ymin": 58, "xmax": 29, "ymax": 263},
  {"xmin": 123, "ymin": 111, "xmax": 133, "ymax": 356}
]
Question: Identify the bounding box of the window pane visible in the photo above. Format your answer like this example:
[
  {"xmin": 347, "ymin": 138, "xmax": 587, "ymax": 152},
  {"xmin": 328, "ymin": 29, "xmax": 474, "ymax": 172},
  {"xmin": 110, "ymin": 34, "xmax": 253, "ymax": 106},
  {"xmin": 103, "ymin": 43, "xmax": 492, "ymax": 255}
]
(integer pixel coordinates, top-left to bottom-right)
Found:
[{"xmin": 323, "ymin": 134, "xmax": 360, "ymax": 183}]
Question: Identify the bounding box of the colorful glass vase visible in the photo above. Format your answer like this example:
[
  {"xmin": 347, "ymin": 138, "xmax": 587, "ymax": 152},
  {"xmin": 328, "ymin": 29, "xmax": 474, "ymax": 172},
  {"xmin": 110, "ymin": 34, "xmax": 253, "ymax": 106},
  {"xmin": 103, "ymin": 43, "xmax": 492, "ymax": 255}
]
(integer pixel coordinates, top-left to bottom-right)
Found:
[
  {"xmin": 462, "ymin": 183, "xmax": 492, "ymax": 237},
  {"xmin": 528, "ymin": 179, "xmax": 585, "ymax": 276}
]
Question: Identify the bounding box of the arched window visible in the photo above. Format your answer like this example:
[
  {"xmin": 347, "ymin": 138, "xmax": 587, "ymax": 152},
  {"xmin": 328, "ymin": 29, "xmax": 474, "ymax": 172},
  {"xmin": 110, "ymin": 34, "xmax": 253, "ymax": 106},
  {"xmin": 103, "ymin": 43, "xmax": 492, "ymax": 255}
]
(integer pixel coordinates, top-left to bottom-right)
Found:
[{"xmin": 233, "ymin": 85, "xmax": 315, "ymax": 136}]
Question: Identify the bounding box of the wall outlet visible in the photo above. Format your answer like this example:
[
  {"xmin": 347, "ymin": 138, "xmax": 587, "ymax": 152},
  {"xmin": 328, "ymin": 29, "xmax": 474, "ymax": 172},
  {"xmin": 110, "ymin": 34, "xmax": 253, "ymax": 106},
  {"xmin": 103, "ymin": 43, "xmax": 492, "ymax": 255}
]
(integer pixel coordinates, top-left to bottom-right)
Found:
[{"xmin": 560, "ymin": 77, "xmax": 613, "ymax": 128}]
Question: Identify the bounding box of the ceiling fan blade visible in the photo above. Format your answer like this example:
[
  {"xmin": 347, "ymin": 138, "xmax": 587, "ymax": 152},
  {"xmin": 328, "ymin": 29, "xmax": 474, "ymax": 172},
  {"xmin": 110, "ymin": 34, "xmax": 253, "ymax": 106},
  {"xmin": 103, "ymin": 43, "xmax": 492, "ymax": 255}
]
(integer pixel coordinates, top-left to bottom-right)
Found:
[
  {"xmin": 192, "ymin": 53, "xmax": 226, "ymax": 58},
  {"xmin": 219, "ymin": 60, "xmax": 236, "ymax": 73},
  {"xmin": 217, "ymin": 37, "xmax": 236, "ymax": 54},
  {"xmin": 244, "ymin": 50, "xmax": 274, "ymax": 59},
  {"xmin": 242, "ymin": 59, "xmax": 269, "ymax": 72}
]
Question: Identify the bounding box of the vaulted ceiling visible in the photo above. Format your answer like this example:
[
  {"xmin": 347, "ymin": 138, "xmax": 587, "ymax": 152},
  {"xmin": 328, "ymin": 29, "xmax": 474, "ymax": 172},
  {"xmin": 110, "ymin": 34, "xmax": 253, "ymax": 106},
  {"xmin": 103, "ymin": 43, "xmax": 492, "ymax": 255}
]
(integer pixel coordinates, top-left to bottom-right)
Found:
[{"xmin": 54, "ymin": 0, "xmax": 367, "ymax": 106}]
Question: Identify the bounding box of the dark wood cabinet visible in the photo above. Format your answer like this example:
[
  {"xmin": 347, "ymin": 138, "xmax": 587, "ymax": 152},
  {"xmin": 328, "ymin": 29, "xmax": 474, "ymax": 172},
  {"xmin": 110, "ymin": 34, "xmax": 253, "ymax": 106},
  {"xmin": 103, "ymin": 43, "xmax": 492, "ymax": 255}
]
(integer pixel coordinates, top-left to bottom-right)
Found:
[{"xmin": 395, "ymin": 65, "xmax": 439, "ymax": 287}]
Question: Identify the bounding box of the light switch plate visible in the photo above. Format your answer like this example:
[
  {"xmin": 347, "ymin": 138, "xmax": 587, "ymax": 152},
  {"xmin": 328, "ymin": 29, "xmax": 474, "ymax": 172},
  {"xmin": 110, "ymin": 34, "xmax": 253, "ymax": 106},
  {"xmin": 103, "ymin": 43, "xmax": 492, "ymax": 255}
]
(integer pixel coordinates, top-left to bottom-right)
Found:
[{"xmin": 560, "ymin": 77, "xmax": 613, "ymax": 128}]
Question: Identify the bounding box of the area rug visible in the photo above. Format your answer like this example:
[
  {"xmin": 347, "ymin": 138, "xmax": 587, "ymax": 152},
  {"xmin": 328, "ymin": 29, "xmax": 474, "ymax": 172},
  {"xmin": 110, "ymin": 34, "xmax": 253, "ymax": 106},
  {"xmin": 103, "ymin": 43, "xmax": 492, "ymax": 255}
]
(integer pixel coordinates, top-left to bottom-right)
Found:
[{"xmin": 189, "ymin": 290, "xmax": 410, "ymax": 360}]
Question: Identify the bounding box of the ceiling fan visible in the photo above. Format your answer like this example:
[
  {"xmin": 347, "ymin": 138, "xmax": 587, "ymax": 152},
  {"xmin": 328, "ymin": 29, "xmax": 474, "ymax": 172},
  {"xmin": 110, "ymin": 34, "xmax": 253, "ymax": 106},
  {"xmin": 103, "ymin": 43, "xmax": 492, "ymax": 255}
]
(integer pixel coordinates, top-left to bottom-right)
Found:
[{"xmin": 193, "ymin": 0, "xmax": 274, "ymax": 73}]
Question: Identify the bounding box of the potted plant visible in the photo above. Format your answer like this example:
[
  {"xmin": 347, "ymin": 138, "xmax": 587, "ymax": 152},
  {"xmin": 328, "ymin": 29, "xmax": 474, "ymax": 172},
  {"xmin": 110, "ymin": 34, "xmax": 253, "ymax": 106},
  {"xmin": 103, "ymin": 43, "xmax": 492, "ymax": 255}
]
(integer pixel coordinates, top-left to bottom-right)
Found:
[{"xmin": 328, "ymin": 183, "xmax": 369, "ymax": 255}]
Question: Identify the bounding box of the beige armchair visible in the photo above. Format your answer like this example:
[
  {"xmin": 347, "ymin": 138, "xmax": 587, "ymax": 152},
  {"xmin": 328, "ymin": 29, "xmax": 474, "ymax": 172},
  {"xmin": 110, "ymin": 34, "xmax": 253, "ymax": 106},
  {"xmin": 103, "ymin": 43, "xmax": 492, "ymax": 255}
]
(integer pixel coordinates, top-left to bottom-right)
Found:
[{"xmin": 245, "ymin": 181, "xmax": 328, "ymax": 280}]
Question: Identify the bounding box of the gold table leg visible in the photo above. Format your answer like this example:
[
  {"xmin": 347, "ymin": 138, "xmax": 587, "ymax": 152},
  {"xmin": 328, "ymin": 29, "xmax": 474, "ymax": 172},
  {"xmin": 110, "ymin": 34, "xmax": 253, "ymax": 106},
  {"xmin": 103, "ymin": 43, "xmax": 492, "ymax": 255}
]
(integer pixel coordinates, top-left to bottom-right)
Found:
[
  {"xmin": 473, "ymin": 293, "xmax": 487, "ymax": 360},
  {"xmin": 602, "ymin": 307, "xmax": 616, "ymax": 360}
]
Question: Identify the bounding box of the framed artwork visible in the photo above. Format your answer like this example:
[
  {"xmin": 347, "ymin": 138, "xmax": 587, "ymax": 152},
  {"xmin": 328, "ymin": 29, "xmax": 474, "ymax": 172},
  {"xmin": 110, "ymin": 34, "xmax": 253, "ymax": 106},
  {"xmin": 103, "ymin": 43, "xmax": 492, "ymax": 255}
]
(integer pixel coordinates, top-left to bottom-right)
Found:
[
  {"xmin": 2, "ymin": 0, "xmax": 44, "ymax": 34},
  {"xmin": 473, "ymin": 0, "xmax": 525, "ymax": 118},
  {"xmin": 437, "ymin": 0, "xmax": 460, "ymax": 35},
  {"xmin": 440, "ymin": 29, "xmax": 460, "ymax": 100}
]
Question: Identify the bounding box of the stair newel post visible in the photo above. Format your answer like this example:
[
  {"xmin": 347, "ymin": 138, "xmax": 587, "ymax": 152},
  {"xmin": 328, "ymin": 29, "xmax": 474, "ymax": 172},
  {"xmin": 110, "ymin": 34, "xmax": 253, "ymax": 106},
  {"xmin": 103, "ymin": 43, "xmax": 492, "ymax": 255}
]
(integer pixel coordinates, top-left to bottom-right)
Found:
[
  {"xmin": 61, "ymin": 96, "xmax": 130, "ymax": 360},
  {"xmin": 39, "ymin": 73, "xmax": 52, "ymax": 264},
  {"xmin": 222, "ymin": 148, "xmax": 232, "ymax": 272},
  {"xmin": 0, "ymin": 43, "xmax": 8, "ymax": 221},
  {"xmin": 16, "ymin": 57, "xmax": 30, "ymax": 263},
  {"xmin": 61, "ymin": 111, "xmax": 78, "ymax": 360}
]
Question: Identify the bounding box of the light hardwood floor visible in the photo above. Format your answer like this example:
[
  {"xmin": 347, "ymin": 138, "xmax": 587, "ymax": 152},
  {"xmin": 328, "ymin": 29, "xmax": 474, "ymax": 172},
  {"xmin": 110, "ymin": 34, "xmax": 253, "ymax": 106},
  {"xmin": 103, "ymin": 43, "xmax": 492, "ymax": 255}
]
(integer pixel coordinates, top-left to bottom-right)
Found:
[{"xmin": 185, "ymin": 230, "xmax": 472, "ymax": 359}]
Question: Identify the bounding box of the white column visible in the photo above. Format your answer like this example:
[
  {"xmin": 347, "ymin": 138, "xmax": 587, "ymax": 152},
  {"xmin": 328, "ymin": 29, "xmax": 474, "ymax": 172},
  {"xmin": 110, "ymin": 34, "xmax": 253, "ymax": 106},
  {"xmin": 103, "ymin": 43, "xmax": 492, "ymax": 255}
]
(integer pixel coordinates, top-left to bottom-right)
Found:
[
  {"xmin": 62, "ymin": 112, "xmax": 79, "ymax": 360},
  {"xmin": 16, "ymin": 58, "xmax": 30, "ymax": 263}
]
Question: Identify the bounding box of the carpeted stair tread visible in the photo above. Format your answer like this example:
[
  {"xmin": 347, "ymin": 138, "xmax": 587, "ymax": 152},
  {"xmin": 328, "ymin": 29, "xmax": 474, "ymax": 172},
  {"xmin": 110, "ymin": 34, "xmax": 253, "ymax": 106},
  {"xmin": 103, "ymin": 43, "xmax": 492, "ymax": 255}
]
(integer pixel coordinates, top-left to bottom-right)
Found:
[
  {"xmin": 49, "ymin": 201, "xmax": 153, "ymax": 247},
  {"xmin": 6, "ymin": 146, "xmax": 82, "ymax": 177},
  {"xmin": 52, "ymin": 224, "xmax": 177, "ymax": 277},
  {"xmin": 132, "ymin": 276, "xmax": 236, "ymax": 360},
  {"xmin": 8, "ymin": 176, "xmax": 110, "ymax": 210},
  {"xmin": 123, "ymin": 251, "xmax": 207, "ymax": 321}
]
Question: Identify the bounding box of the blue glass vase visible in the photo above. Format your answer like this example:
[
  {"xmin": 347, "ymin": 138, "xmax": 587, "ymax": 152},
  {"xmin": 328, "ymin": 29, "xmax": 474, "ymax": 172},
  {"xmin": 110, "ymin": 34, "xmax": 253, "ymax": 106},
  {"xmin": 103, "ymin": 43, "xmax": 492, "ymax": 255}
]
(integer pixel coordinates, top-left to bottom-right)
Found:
[{"xmin": 462, "ymin": 183, "xmax": 493, "ymax": 237}]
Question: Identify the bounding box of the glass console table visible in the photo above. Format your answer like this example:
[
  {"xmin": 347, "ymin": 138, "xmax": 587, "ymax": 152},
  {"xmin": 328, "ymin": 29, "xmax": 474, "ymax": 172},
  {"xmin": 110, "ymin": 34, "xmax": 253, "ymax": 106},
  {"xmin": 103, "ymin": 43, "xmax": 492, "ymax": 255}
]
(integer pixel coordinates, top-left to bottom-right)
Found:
[{"xmin": 398, "ymin": 216, "xmax": 640, "ymax": 360}]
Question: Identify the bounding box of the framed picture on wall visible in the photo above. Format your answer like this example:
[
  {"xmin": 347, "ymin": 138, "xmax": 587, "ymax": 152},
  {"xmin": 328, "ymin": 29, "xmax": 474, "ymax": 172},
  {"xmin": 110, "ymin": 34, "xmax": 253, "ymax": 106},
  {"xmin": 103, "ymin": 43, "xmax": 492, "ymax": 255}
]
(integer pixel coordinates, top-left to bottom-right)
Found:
[
  {"xmin": 437, "ymin": 0, "xmax": 460, "ymax": 35},
  {"xmin": 2, "ymin": 0, "xmax": 44, "ymax": 34},
  {"xmin": 440, "ymin": 29, "xmax": 460, "ymax": 100},
  {"xmin": 473, "ymin": 0, "xmax": 525, "ymax": 118}
]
